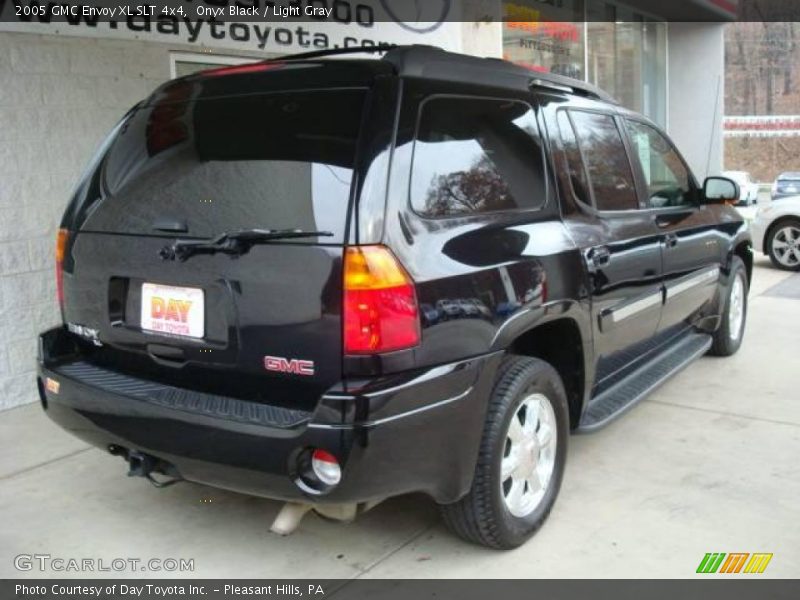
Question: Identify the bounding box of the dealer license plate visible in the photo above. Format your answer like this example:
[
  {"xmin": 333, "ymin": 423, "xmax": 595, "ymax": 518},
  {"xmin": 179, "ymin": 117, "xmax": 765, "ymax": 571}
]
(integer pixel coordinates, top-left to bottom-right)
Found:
[{"xmin": 140, "ymin": 283, "xmax": 205, "ymax": 338}]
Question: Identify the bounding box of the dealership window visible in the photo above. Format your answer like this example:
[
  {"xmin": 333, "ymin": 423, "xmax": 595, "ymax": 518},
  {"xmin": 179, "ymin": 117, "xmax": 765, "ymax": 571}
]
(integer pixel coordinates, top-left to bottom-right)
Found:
[
  {"xmin": 586, "ymin": 3, "xmax": 667, "ymax": 127},
  {"xmin": 503, "ymin": 0, "xmax": 585, "ymax": 79},
  {"xmin": 410, "ymin": 97, "xmax": 547, "ymax": 218},
  {"xmin": 502, "ymin": 1, "xmax": 667, "ymax": 126}
]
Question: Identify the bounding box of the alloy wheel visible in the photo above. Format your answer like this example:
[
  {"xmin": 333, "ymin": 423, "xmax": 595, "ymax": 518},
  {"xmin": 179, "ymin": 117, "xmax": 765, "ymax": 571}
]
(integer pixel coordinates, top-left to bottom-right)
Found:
[
  {"xmin": 501, "ymin": 393, "xmax": 558, "ymax": 518},
  {"xmin": 772, "ymin": 225, "xmax": 800, "ymax": 268},
  {"xmin": 728, "ymin": 273, "xmax": 745, "ymax": 342}
]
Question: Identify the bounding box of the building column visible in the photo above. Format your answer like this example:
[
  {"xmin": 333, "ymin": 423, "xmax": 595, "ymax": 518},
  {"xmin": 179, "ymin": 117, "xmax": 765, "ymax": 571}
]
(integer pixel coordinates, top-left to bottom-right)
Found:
[{"xmin": 667, "ymin": 22, "xmax": 726, "ymax": 179}]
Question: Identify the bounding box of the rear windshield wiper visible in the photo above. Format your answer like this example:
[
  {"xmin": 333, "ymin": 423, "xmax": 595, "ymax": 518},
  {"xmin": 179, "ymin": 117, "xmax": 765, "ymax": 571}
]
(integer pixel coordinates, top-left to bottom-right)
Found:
[{"xmin": 159, "ymin": 229, "xmax": 333, "ymax": 261}]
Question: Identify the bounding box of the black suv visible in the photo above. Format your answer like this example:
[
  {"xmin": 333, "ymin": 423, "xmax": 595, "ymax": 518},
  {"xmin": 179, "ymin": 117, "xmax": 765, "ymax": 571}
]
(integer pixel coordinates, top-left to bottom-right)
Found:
[{"xmin": 37, "ymin": 46, "xmax": 751, "ymax": 549}]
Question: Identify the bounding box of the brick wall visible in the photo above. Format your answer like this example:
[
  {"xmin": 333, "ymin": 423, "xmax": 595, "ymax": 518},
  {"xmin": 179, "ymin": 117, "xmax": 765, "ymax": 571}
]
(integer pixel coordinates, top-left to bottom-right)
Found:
[{"xmin": 0, "ymin": 32, "xmax": 266, "ymax": 410}]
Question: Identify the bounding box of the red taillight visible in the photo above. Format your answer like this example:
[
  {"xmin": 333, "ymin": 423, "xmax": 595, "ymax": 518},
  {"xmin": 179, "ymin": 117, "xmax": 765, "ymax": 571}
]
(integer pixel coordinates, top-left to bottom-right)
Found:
[
  {"xmin": 55, "ymin": 228, "xmax": 69, "ymax": 310},
  {"xmin": 343, "ymin": 246, "xmax": 420, "ymax": 355}
]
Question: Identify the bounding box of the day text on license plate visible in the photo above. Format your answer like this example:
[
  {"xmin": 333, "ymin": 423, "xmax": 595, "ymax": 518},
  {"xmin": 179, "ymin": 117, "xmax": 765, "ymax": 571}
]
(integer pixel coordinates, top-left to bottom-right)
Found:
[{"xmin": 140, "ymin": 283, "xmax": 204, "ymax": 338}]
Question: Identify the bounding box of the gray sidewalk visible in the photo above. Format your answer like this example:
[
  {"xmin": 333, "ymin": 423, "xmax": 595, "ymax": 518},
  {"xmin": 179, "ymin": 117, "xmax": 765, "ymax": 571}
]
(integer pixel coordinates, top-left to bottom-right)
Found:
[{"xmin": 1, "ymin": 257, "xmax": 798, "ymax": 579}]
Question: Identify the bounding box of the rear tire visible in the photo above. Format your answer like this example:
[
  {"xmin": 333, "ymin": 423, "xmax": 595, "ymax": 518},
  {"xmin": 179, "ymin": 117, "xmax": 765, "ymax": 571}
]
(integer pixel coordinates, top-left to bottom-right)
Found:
[
  {"xmin": 767, "ymin": 218, "xmax": 800, "ymax": 271},
  {"xmin": 709, "ymin": 256, "xmax": 748, "ymax": 356},
  {"xmin": 440, "ymin": 356, "xmax": 569, "ymax": 549}
]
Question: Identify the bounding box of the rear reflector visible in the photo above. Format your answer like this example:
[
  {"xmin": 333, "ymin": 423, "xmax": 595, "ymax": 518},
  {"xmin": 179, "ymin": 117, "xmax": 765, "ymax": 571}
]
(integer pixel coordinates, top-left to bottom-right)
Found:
[
  {"xmin": 343, "ymin": 246, "xmax": 420, "ymax": 354},
  {"xmin": 45, "ymin": 377, "xmax": 60, "ymax": 394},
  {"xmin": 311, "ymin": 449, "xmax": 341, "ymax": 486},
  {"xmin": 55, "ymin": 228, "xmax": 69, "ymax": 310}
]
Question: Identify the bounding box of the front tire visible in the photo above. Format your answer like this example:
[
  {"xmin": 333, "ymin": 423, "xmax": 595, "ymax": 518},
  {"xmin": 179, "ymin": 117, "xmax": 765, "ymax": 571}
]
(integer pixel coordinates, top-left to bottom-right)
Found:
[
  {"xmin": 767, "ymin": 218, "xmax": 800, "ymax": 271},
  {"xmin": 709, "ymin": 256, "xmax": 748, "ymax": 356},
  {"xmin": 441, "ymin": 356, "xmax": 569, "ymax": 549}
]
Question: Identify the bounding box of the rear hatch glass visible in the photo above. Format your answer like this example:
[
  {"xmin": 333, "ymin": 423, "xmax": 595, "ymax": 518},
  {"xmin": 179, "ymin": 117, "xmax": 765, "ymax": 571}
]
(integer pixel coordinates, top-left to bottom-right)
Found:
[{"xmin": 80, "ymin": 85, "xmax": 366, "ymax": 240}]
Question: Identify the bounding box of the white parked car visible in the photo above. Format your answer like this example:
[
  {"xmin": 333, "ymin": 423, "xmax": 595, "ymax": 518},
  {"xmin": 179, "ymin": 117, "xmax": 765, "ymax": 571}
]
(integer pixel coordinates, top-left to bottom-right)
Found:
[
  {"xmin": 751, "ymin": 196, "xmax": 800, "ymax": 271},
  {"xmin": 722, "ymin": 170, "xmax": 760, "ymax": 206}
]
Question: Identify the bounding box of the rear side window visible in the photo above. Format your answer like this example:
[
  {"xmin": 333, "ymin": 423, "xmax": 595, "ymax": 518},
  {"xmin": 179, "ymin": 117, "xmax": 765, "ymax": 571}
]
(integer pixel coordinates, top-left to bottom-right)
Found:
[
  {"xmin": 410, "ymin": 97, "xmax": 546, "ymax": 218},
  {"xmin": 557, "ymin": 111, "xmax": 592, "ymax": 206},
  {"xmin": 80, "ymin": 87, "xmax": 367, "ymax": 241},
  {"xmin": 569, "ymin": 110, "xmax": 639, "ymax": 211}
]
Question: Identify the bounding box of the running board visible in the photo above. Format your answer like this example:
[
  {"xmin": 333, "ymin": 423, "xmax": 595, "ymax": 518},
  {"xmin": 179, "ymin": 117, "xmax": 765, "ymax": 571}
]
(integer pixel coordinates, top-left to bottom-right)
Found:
[{"xmin": 578, "ymin": 332, "xmax": 712, "ymax": 432}]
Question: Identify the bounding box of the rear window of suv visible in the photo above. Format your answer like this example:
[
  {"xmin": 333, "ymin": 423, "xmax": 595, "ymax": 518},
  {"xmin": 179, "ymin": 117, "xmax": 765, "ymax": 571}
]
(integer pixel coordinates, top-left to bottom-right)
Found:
[
  {"xmin": 77, "ymin": 86, "xmax": 367, "ymax": 242},
  {"xmin": 409, "ymin": 96, "xmax": 547, "ymax": 218}
]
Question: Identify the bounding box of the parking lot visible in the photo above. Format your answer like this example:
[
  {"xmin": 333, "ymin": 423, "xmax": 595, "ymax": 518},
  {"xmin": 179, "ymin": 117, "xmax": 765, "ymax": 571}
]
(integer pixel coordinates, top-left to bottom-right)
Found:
[{"xmin": 1, "ymin": 256, "xmax": 798, "ymax": 579}]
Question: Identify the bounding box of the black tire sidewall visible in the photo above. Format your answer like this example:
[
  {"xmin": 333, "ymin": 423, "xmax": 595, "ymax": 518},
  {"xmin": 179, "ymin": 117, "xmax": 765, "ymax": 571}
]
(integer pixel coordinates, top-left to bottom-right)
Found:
[
  {"xmin": 712, "ymin": 257, "xmax": 748, "ymax": 355},
  {"xmin": 486, "ymin": 359, "xmax": 569, "ymax": 547}
]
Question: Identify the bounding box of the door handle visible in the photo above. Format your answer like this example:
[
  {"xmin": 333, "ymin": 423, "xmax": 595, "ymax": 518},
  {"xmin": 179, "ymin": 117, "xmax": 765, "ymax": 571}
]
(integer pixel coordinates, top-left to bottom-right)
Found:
[
  {"xmin": 589, "ymin": 246, "xmax": 611, "ymax": 266},
  {"xmin": 152, "ymin": 218, "xmax": 188, "ymax": 233},
  {"xmin": 664, "ymin": 234, "xmax": 678, "ymax": 248},
  {"xmin": 655, "ymin": 210, "xmax": 693, "ymax": 228}
]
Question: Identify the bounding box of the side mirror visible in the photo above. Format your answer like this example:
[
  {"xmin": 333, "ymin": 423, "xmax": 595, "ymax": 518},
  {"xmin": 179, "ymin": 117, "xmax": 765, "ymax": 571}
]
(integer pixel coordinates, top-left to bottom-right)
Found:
[{"xmin": 703, "ymin": 176, "xmax": 740, "ymax": 203}]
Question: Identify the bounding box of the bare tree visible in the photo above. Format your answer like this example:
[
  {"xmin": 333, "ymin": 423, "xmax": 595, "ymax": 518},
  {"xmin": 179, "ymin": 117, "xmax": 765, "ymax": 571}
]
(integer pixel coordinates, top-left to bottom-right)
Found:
[{"xmin": 783, "ymin": 22, "xmax": 795, "ymax": 95}]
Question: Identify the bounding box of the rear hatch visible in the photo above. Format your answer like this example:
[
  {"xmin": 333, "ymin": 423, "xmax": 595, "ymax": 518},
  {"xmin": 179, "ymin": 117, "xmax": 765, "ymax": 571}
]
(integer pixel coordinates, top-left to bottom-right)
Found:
[{"xmin": 59, "ymin": 62, "xmax": 383, "ymax": 410}]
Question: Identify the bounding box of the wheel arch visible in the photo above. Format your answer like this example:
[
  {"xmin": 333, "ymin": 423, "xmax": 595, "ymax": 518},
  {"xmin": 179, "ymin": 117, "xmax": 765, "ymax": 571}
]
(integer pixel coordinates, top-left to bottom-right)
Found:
[
  {"xmin": 733, "ymin": 239, "xmax": 753, "ymax": 284},
  {"xmin": 507, "ymin": 316, "xmax": 588, "ymax": 429}
]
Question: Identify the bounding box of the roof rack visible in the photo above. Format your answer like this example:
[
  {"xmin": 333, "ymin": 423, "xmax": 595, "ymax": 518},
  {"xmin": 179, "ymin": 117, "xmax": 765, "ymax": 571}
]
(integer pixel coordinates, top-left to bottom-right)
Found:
[{"xmin": 527, "ymin": 73, "xmax": 616, "ymax": 104}]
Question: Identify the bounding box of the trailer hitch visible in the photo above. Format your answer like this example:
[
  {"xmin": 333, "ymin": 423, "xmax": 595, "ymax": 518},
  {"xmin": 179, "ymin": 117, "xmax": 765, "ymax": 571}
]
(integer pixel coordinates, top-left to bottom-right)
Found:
[{"xmin": 124, "ymin": 449, "xmax": 183, "ymax": 489}]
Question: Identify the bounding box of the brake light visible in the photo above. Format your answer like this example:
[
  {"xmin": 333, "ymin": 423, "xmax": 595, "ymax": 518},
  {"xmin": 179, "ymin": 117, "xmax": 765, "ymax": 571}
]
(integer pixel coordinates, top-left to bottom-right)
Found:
[
  {"xmin": 202, "ymin": 62, "xmax": 284, "ymax": 77},
  {"xmin": 343, "ymin": 246, "xmax": 420, "ymax": 354},
  {"xmin": 55, "ymin": 228, "xmax": 69, "ymax": 310}
]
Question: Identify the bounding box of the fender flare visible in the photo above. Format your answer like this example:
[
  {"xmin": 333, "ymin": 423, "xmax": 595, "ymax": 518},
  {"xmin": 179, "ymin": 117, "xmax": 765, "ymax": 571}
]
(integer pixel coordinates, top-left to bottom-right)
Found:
[{"xmin": 489, "ymin": 299, "xmax": 595, "ymax": 412}]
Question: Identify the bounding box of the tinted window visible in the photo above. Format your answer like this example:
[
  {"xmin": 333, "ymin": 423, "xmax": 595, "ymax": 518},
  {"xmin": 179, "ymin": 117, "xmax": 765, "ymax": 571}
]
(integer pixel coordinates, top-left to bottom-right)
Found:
[
  {"xmin": 80, "ymin": 87, "xmax": 367, "ymax": 241},
  {"xmin": 410, "ymin": 97, "xmax": 546, "ymax": 217},
  {"xmin": 557, "ymin": 110, "xmax": 591, "ymax": 206},
  {"xmin": 626, "ymin": 119, "xmax": 694, "ymax": 208},
  {"xmin": 569, "ymin": 111, "xmax": 638, "ymax": 211}
]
